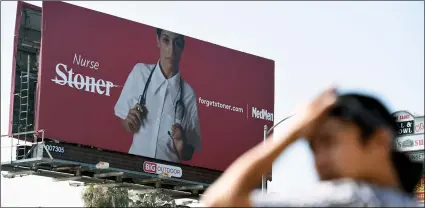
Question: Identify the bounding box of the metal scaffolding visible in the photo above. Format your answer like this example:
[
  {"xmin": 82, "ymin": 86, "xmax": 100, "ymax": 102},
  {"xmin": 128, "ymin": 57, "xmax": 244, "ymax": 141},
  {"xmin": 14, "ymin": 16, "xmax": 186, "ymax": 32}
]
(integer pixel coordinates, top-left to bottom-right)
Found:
[{"xmin": 13, "ymin": 6, "xmax": 41, "ymax": 155}]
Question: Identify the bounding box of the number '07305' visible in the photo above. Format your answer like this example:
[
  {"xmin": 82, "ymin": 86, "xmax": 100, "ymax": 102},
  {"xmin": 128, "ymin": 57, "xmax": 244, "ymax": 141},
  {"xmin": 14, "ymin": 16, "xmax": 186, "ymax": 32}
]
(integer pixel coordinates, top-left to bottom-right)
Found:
[{"xmin": 45, "ymin": 145, "xmax": 65, "ymax": 153}]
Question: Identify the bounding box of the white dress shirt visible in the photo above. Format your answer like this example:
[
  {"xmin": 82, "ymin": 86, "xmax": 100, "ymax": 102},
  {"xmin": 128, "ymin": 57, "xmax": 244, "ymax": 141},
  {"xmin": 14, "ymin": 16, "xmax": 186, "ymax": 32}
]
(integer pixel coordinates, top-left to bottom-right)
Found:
[
  {"xmin": 250, "ymin": 179, "xmax": 419, "ymax": 207},
  {"xmin": 114, "ymin": 61, "xmax": 202, "ymax": 163}
]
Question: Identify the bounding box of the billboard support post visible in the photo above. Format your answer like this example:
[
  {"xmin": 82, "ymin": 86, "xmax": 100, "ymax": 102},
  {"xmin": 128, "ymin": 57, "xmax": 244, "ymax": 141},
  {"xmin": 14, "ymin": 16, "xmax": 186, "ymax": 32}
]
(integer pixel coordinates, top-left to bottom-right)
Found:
[
  {"xmin": 10, "ymin": 135, "xmax": 13, "ymax": 162},
  {"xmin": 262, "ymin": 125, "xmax": 268, "ymax": 195},
  {"xmin": 261, "ymin": 114, "xmax": 296, "ymax": 195},
  {"xmin": 40, "ymin": 129, "xmax": 45, "ymax": 143}
]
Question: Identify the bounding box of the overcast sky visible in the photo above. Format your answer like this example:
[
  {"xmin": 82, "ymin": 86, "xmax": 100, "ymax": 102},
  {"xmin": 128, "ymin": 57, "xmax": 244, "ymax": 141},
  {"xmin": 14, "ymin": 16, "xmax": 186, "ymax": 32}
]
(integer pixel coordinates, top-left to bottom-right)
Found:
[{"xmin": 1, "ymin": 1, "xmax": 424, "ymax": 206}]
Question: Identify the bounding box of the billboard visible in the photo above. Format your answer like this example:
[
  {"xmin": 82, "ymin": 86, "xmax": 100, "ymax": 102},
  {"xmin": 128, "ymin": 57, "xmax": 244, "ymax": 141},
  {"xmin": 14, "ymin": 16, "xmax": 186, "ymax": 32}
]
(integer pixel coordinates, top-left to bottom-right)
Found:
[
  {"xmin": 395, "ymin": 134, "xmax": 424, "ymax": 152},
  {"xmin": 393, "ymin": 111, "xmax": 424, "ymax": 152},
  {"xmin": 415, "ymin": 117, "xmax": 424, "ymax": 134},
  {"xmin": 393, "ymin": 111, "xmax": 416, "ymax": 136},
  {"xmin": 35, "ymin": 1, "xmax": 274, "ymax": 171}
]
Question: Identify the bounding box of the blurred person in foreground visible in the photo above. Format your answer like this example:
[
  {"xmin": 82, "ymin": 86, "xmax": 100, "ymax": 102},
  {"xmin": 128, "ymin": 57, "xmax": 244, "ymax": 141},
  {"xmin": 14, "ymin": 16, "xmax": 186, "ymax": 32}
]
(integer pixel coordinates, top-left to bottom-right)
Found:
[{"xmin": 202, "ymin": 88, "xmax": 422, "ymax": 207}]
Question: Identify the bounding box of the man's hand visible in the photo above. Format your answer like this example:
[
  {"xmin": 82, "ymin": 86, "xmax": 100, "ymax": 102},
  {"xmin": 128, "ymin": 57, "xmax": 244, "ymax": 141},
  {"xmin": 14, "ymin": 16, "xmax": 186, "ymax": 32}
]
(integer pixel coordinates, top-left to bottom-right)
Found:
[
  {"xmin": 121, "ymin": 104, "xmax": 147, "ymax": 133},
  {"xmin": 290, "ymin": 88, "xmax": 337, "ymax": 139},
  {"xmin": 202, "ymin": 87, "xmax": 338, "ymax": 207},
  {"xmin": 170, "ymin": 124, "xmax": 195, "ymax": 161},
  {"xmin": 171, "ymin": 123, "xmax": 185, "ymax": 157}
]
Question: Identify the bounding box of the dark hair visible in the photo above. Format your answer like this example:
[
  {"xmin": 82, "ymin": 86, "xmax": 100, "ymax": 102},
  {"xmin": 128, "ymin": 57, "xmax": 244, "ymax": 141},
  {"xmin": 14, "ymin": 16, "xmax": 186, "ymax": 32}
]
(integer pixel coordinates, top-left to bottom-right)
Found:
[
  {"xmin": 328, "ymin": 93, "xmax": 422, "ymax": 194},
  {"xmin": 156, "ymin": 28, "xmax": 185, "ymax": 49},
  {"xmin": 156, "ymin": 28, "xmax": 185, "ymax": 38},
  {"xmin": 156, "ymin": 28, "xmax": 163, "ymax": 38}
]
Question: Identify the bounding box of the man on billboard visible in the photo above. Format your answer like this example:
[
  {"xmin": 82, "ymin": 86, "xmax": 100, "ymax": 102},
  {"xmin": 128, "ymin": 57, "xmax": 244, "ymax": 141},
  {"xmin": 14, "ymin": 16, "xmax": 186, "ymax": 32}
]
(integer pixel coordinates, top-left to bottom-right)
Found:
[{"xmin": 114, "ymin": 28, "xmax": 201, "ymax": 163}]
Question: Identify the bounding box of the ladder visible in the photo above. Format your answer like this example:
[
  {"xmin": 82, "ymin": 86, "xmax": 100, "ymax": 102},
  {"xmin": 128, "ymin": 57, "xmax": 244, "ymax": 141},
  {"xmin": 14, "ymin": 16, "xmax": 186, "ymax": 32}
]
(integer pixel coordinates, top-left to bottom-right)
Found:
[
  {"xmin": 14, "ymin": 9, "xmax": 41, "ymax": 160},
  {"xmin": 15, "ymin": 55, "xmax": 31, "ymax": 159}
]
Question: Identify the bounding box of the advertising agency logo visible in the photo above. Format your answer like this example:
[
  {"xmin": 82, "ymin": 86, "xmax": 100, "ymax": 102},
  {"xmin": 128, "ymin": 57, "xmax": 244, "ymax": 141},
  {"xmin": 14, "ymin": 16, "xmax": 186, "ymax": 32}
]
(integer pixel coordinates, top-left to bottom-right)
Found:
[{"xmin": 143, "ymin": 161, "xmax": 182, "ymax": 178}]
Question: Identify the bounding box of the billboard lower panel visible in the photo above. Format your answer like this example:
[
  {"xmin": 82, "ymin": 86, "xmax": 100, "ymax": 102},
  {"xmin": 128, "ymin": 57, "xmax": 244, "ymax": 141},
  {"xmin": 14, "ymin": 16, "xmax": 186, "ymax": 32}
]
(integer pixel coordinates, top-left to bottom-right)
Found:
[{"xmin": 41, "ymin": 142, "xmax": 221, "ymax": 184}]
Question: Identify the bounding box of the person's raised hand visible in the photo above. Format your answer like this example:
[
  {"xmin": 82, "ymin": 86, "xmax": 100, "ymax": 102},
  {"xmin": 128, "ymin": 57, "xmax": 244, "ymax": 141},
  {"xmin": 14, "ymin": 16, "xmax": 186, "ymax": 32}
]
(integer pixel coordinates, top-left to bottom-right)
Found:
[{"xmin": 290, "ymin": 87, "xmax": 338, "ymax": 139}]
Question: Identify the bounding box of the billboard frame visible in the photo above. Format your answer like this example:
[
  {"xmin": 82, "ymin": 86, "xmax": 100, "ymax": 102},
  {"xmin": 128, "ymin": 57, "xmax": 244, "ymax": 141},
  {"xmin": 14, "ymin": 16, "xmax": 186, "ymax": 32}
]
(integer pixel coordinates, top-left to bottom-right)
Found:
[{"xmin": 3, "ymin": 2, "xmax": 272, "ymax": 196}]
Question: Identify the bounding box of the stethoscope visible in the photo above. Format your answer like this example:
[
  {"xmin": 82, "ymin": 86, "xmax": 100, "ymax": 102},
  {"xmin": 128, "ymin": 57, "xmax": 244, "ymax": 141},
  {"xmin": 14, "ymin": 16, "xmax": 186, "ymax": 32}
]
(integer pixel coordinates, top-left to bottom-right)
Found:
[{"xmin": 138, "ymin": 64, "xmax": 185, "ymax": 125}]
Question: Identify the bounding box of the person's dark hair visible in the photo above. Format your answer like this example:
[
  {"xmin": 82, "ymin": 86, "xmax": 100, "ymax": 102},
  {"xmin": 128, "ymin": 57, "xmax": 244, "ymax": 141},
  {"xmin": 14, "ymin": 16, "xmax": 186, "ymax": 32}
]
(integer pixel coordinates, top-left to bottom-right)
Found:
[
  {"xmin": 156, "ymin": 28, "xmax": 163, "ymax": 38},
  {"xmin": 328, "ymin": 93, "xmax": 422, "ymax": 194},
  {"xmin": 156, "ymin": 28, "xmax": 185, "ymax": 49},
  {"xmin": 156, "ymin": 28, "xmax": 185, "ymax": 38}
]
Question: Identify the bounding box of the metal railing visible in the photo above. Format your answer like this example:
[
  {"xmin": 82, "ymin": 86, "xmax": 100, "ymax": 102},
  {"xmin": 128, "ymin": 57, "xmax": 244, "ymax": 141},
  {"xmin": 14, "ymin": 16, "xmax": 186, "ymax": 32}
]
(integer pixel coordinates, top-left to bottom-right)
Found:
[{"xmin": 1, "ymin": 130, "xmax": 45, "ymax": 164}]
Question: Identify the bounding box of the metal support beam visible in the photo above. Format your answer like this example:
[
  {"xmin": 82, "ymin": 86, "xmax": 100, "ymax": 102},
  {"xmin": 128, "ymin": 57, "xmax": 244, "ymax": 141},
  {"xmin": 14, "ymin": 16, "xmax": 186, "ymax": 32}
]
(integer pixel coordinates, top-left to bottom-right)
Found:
[
  {"xmin": 122, "ymin": 182, "xmax": 154, "ymax": 189},
  {"xmin": 69, "ymin": 182, "xmax": 84, "ymax": 187},
  {"xmin": 138, "ymin": 177, "xmax": 164, "ymax": 184},
  {"xmin": 131, "ymin": 187, "xmax": 193, "ymax": 196},
  {"xmin": 52, "ymin": 165, "xmax": 81, "ymax": 171},
  {"xmin": 260, "ymin": 114, "xmax": 295, "ymax": 195},
  {"xmin": 174, "ymin": 185, "xmax": 204, "ymax": 191},
  {"xmin": 43, "ymin": 143, "xmax": 53, "ymax": 159},
  {"xmin": 1, "ymin": 157, "xmax": 42, "ymax": 166},
  {"xmin": 2, "ymin": 170, "xmax": 35, "ymax": 178},
  {"xmin": 93, "ymin": 183, "xmax": 121, "ymax": 188},
  {"xmin": 131, "ymin": 189, "xmax": 160, "ymax": 194},
  {"xmin": 53, "ymin": 176, "xmax": 83, "ymax": 182},
  {"xmin": 94, "ymin": 171, "xmax": 124, "ymax": 178},
  {"xmin": 1, "ymin": 130, "xmax": 40, "ymax": 137}
]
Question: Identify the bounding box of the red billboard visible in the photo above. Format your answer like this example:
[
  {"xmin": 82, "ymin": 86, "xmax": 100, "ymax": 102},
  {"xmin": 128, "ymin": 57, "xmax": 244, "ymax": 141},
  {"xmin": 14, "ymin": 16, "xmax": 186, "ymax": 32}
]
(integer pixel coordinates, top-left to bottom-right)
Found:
[{"xmin": 35, "ymin": 1, "xmax": 274, "ymax": 171}]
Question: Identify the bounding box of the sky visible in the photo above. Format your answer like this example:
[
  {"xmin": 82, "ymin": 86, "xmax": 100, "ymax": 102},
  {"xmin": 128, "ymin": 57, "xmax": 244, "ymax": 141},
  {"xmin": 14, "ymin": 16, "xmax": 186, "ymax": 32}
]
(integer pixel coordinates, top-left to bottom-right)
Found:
[{"xmin": 1, "ymin": 1, "xmax": 424, "ymax": 206}]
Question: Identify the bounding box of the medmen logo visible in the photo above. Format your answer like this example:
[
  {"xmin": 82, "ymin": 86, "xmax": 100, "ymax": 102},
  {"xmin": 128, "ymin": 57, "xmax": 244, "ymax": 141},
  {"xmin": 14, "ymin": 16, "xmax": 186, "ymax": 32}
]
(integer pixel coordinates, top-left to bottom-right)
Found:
[{"xmin": 252, "ymin": 106, "xmax": 274, "ymax": 122}]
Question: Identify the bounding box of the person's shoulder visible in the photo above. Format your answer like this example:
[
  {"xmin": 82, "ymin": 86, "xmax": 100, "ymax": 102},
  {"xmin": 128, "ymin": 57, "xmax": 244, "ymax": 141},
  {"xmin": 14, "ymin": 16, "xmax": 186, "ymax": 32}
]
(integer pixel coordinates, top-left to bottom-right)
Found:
[
  {"xmin": 181, "ymin": 78, "xmax": 197, "ymax": 99},
  {"xmin": 131, "ymin": 63, "xmax": 155, "ymax": 77},
  {"xmin": 307, "ymin": 179, "xmax": 362, "ymax": 202},
  {"xmin": 331, "ymin": 179, "xmax": 419, "ymax": 207},
  {"xmin": 250, "ymin": 179, "xmax": 366, "ymax": 207},
  {"xmin": 367, "ymin": 182, "xmax": 420, "ymax": 207}
]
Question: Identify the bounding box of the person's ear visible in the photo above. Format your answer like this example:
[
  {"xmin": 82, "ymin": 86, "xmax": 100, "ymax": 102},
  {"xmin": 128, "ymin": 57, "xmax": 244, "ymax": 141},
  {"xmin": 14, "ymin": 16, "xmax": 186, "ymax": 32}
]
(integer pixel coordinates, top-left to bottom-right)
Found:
[{"xmin": 157, "ymin": 35, "xmax": 160, "ymax": 48}]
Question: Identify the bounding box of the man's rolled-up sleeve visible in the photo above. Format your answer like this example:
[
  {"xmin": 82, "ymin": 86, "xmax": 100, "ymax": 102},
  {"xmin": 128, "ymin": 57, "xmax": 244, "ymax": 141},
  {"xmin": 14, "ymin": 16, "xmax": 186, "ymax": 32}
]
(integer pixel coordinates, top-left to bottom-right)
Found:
[{"xmin": 114, "ymin": 64, "xmax": 139, "ymax": 120}]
